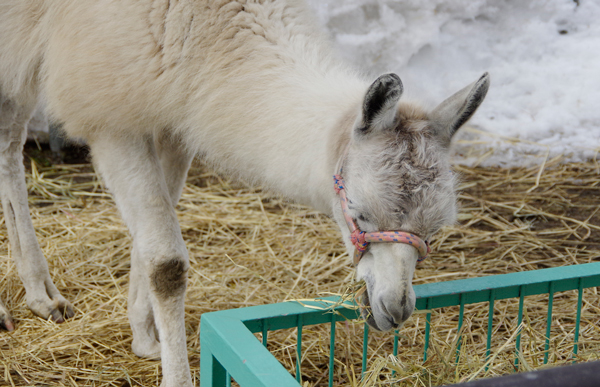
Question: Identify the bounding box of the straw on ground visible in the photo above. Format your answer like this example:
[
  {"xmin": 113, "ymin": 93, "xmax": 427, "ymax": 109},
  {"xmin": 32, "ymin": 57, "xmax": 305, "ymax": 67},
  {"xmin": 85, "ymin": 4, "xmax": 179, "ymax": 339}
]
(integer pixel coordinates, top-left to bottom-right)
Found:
[{"xmin": 1, "ymin": 153, "xmax": 599, "ymax": 386}]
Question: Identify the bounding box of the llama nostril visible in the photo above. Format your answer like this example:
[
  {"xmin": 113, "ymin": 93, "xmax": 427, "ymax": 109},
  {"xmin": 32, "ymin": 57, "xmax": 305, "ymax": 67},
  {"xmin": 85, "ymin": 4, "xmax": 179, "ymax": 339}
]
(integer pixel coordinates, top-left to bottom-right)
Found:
[
  {"xmin": 400, "ymin": 301, "xmax": 415, "ymax": 324},
  {"xmin": 401, "ymin": 294, "xmax": 407, "ymax": 309},
  {"xmin": 389, "ymin": 294, "xmax": 414, "ymax": 326}
]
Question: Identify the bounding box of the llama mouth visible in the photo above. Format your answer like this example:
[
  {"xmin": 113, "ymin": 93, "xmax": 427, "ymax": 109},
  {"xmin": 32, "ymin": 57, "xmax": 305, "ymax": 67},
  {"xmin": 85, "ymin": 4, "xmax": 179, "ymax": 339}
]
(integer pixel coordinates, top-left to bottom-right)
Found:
[{"xmin": 359, "ymin": 288, "xmax": 398, "ymax": 331}]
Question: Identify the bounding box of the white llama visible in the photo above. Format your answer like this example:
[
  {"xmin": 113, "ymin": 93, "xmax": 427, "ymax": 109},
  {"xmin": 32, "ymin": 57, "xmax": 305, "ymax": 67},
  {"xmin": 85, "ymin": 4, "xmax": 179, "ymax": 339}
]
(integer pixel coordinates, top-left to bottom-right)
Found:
[{"xmin": 0, "ymin": 1, "xmax": 489, "ymax": 385}]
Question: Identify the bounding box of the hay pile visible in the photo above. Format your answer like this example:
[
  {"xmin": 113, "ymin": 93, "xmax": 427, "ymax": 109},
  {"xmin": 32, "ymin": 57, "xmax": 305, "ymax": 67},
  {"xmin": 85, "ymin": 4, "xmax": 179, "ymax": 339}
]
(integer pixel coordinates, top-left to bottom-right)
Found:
[{"xmin": 1, "ymin": 147, "xmax": 599, "ymax": 386}]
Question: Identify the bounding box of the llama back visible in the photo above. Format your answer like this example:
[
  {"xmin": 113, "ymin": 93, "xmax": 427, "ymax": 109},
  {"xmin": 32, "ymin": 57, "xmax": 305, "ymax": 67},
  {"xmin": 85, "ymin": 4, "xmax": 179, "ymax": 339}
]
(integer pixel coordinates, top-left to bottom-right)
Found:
[{"xmin": 1, "ymin": 1, "xmax": 352, "ymax": 139}]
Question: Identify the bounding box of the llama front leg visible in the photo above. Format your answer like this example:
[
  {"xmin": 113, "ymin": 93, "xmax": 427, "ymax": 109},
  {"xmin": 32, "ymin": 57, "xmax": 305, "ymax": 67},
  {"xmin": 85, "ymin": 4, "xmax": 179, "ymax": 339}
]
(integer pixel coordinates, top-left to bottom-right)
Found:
[
  {"xmin": 128, "ymin": 133, "xmax": 193, "ymax": 359},
  {"xmin": 0, "ymin": 95, "xmax": 74, "ymax": 328},
  {"xmin": 129, "ymin": 246, "xmax": 161, "ymax": 358},
  {"xmin": 90, "ymin": 134, "xmax": 192, "ymax": 387}
]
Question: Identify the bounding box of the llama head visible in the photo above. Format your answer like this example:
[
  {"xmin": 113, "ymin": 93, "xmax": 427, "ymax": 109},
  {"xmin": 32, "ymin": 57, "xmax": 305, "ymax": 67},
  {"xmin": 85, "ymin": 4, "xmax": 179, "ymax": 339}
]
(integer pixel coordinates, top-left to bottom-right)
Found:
[{"xmin": 333, "ymin": 72, "xmax": 490, "ymax": 331}]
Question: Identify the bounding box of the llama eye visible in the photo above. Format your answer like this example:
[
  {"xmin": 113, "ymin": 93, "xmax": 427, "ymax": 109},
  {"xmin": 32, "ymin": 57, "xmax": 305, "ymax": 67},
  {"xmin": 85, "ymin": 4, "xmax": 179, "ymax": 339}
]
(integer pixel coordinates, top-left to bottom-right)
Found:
[{"xmin": 357, "ymin": 213, "xmax": 370, "ymax": 223}]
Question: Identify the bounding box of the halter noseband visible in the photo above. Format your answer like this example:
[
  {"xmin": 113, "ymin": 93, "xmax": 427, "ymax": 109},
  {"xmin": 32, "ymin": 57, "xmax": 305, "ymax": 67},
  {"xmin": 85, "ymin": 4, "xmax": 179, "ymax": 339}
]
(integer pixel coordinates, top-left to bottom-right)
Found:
[{"xmin": 334, "ymin": 174, "xmax": 431, "ymax": 266}]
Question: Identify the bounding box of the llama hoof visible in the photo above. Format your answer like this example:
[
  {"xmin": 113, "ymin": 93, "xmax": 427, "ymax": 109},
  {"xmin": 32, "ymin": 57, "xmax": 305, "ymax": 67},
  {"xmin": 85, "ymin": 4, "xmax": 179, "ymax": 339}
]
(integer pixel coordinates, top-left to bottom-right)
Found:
[
  {"xmin": 0, "ymin": 301, "xmax": 14, "ymax": 331},
  {"xmin": 132, "ymin": 338, "xmax": 162, "ymax": 360},
  {"xmin": 29, "ymin": 297, "xmax": 75, "ymax": 323},
  {"xmin": 1, "ymin": 315, "xmax": 15, "ymax": 332},
  {"xmin": 49, "ymin": 303, "xmax": 75, "ymax": 323}
]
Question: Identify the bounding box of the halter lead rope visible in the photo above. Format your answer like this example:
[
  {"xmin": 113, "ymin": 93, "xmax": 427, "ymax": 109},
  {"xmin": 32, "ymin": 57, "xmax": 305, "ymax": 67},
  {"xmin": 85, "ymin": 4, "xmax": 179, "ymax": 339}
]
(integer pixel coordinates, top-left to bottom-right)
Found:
[{"xmin": 334, "ymin": 174, "xmax": 430, "ymax": 266}]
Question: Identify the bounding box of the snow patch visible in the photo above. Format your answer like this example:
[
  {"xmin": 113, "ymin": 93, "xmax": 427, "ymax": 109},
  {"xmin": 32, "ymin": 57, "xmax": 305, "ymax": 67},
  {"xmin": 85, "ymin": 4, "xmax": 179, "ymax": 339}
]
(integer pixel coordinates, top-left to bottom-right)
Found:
[{"xmin": 307, "ymin": 0, "xmax": 600, "ymax": 166}]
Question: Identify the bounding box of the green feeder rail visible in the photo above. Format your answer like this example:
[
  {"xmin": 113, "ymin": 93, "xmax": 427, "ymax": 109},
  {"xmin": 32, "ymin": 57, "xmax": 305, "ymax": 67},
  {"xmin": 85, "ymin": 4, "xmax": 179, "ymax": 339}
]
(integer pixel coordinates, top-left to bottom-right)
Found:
[{"xmin": 200, "ymin": 262, "xmax": 600, "ymax": 387}]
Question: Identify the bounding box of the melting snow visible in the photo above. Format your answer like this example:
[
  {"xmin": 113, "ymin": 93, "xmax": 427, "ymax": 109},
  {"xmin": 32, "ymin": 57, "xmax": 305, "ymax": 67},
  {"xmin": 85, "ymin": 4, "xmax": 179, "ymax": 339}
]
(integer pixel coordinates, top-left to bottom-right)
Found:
[{"xmin": 308, "ymin": 0, "xmax": 600, "ymax": 166}]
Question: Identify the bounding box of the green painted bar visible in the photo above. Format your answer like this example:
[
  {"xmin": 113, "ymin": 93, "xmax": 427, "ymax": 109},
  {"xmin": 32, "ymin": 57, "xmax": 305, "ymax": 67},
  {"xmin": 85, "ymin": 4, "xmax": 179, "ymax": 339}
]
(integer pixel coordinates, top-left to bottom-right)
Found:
[
  {"xmin": 515, "ymin": 288, "xmax": 524, "ymax": 369},
  {"xmin": 414, "ymin": 262, "xmax": 600, "ymax": 311},
  {"xmin": 544, "ymin": 282, "xmax": 555, "ymax": 365},
  {"xmin": 240, "ymin": 299, "xmax": 361, "ymax": 334},
  {"xmin": 392, "ymin": 329, "xmax": 399, "ymax": 377},
  {"xmin": 262, "ymin": 320, "xmax": 268, "ymax": 347},
  {"xmin": 486, "ymin": 289, "xmax": 495, "ymax": 363},
  {"xmin": 393, "ymin": 329, "xmax": 399, "ymax": 358},
  {"xmin": 574, "ymin": 279, "xmax": 584, "ymax": 358},
  {"xmin": 201, "ymin": 315, "xmax": 299, "ymax": 386},
  {"xmin": 329, "ymin": 313, "xmax": 336, "ymax": 387},
  {"xmin": 199, "ymin": 343, "xmax": 228, "ymax": 387},
  {"xmin": 423, "ymin": 298, "xmax": 432, "ymax": 362},
  {"xmin": 296, "ymin": 315, "xmax": 302, "ymax": 383},
  {"xmin": 456, "ymin": 296, "xmax": 465, "ymax": 364}
]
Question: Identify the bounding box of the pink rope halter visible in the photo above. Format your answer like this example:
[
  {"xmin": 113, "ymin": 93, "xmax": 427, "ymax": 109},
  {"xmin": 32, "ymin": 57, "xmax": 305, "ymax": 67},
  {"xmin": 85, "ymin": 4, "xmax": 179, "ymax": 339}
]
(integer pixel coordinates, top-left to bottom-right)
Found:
[{"xmin": 334, "ymin": 174, "xmax": 430, "ymax": 266}]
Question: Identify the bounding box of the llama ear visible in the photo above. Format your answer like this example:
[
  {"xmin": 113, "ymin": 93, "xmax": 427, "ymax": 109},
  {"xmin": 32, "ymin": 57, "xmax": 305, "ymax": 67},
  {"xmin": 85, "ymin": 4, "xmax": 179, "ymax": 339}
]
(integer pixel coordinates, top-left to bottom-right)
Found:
[
  {"xmin": 357, "ymin": 73, "xmax": 403, "ymax": 136},
  {"xmin": 430, "ymin": 72, "xmax": 490, "ymax": 146}
]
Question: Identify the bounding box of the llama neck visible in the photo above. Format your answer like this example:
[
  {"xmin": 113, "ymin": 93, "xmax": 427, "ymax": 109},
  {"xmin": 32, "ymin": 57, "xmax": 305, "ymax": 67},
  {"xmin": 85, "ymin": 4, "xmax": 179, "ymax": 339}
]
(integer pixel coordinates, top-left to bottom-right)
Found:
[{"xmin": 185, "ymin": 69, "xmax": 366, "ymax": 214}]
